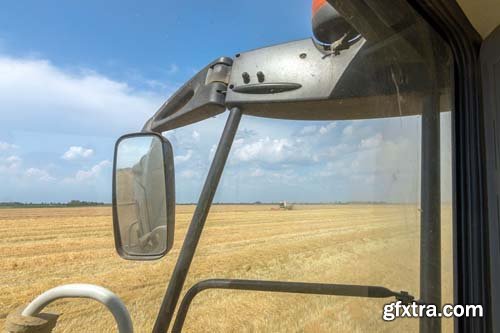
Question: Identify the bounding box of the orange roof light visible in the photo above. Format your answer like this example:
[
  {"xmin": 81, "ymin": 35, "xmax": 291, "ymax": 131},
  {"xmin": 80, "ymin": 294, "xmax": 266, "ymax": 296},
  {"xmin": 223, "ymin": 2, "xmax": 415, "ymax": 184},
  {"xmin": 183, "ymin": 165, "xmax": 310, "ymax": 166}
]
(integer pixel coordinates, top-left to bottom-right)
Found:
[{"xmin": 312, "ymin": 0, "xmax": 327, "ymax": 16}]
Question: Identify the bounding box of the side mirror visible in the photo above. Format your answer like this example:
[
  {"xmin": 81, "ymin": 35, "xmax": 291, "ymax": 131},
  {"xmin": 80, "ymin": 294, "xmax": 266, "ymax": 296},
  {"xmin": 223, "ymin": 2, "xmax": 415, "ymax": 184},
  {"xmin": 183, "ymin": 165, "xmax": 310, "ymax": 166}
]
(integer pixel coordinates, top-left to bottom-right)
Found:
[{"xmin": 112, "ymin": 132, "xmax": 175, "ymax": 260}]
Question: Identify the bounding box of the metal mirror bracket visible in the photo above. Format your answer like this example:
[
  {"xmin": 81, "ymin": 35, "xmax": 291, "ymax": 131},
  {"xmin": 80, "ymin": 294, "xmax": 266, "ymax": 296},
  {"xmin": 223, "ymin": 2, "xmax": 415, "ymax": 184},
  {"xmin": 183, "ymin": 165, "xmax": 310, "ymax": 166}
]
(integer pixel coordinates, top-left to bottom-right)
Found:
[{"xmin": 152, "ymin": 107, "xmax": 243, "ymax": 333}]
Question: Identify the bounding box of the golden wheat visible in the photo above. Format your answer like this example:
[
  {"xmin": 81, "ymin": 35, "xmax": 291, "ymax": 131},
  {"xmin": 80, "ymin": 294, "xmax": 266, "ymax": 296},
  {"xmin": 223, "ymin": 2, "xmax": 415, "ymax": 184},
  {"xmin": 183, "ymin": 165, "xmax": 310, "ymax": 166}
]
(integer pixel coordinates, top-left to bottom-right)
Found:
[{"xmin": 0, "ymin": 205, "xmax": 452, "ymax": 332}]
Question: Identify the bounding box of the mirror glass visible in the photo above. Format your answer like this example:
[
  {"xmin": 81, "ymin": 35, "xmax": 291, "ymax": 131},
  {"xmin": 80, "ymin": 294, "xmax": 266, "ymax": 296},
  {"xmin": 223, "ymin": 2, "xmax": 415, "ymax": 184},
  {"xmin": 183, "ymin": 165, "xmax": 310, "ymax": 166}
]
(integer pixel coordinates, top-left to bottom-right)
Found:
[{"xmin": 114, "ymin": 135, "xmax": 168, "ymax": 256}]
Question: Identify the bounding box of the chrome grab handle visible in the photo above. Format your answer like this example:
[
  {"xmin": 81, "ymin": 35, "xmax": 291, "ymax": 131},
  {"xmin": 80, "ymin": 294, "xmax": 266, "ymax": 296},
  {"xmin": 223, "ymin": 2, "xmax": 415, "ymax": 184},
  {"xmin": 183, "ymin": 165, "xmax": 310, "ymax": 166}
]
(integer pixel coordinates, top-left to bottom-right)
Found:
[{"xmin": 22, "ymin": 284, "xmax": 133, "ymax": 333}]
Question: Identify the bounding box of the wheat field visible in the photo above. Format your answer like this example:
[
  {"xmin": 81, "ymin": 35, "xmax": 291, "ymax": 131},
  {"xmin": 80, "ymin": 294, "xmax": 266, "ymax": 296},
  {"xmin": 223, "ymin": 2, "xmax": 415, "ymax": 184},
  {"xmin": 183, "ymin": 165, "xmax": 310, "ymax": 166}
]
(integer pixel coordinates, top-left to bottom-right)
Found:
[{"xmin": 0, "ymin": 204, "xmax": 452, "ymax": 332}]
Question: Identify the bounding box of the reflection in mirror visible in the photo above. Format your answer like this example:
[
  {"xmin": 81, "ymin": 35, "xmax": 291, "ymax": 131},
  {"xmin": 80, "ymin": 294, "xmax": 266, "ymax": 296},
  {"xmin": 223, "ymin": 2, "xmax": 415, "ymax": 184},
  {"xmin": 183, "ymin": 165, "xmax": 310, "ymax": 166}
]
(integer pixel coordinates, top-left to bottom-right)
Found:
[{"xmin": 115, "ymin": 135, "xmax": 168, "ymax": 256}]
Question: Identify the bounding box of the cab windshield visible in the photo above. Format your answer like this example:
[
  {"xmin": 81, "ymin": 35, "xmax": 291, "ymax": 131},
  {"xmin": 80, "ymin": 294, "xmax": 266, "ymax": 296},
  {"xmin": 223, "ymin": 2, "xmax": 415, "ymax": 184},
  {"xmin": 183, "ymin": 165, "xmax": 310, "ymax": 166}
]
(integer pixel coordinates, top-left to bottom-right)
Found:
[{"xmin": 0, "ymin": 0, "xmax": 452, "ymax": 332}]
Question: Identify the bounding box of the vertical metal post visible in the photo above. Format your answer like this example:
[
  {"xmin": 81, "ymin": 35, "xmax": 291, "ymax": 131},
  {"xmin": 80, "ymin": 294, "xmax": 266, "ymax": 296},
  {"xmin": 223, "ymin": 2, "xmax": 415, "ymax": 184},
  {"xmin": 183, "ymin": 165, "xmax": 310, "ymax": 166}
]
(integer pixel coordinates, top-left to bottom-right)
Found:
[
  {"xmin": 152, "ymin": 107, "xmax": 242, "ymax": 333},
  {"xmin": 420, "ymin": 94, "xmax": 441, "ymax": 333}
]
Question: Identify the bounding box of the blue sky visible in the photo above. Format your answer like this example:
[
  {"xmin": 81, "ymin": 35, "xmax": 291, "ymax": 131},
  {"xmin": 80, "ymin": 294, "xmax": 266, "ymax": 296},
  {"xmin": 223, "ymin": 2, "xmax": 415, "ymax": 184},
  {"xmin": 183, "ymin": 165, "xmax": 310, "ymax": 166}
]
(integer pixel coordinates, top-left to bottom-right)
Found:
[{"xmin": 0, "ymin": 1, "xmax": 452, "ymax": 203}]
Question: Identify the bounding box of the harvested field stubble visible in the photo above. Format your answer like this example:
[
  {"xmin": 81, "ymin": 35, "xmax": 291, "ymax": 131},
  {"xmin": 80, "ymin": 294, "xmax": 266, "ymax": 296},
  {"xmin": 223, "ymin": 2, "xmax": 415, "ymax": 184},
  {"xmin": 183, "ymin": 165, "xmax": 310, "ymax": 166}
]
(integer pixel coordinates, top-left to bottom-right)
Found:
[{"xmin": 0, "ymin": 204, "xmax": 452, "ymax": 332}]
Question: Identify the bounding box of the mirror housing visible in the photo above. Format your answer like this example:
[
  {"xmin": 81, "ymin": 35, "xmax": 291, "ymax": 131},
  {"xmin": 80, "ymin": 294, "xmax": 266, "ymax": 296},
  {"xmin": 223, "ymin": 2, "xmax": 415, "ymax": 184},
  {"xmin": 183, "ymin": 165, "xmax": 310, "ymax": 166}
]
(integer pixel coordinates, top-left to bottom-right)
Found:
[{"xmin": 112, "ymin": 132, "xmax": 175, "ymax": 260}]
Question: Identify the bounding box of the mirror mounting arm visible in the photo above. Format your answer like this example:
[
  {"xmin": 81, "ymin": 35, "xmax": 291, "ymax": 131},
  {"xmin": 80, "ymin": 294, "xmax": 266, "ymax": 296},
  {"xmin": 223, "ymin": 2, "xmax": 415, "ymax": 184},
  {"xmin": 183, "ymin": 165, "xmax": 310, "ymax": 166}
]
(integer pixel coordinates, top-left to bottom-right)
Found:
[{"xmin": 142, "ymin": 57, "xmax": 233, "ymax": 133}]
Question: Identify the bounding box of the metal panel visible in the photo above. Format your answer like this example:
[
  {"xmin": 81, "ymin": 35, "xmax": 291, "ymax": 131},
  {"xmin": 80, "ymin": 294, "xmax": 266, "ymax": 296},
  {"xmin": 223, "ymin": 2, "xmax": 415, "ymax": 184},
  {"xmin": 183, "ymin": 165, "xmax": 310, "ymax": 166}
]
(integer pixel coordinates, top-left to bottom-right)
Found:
[
  {"xmin": 481, "ymin": 24, "xmax": 500, "ymax": 333},
  {"xmin": 226, "ymin": 38, "xmax": 364, "ymax": 103}
]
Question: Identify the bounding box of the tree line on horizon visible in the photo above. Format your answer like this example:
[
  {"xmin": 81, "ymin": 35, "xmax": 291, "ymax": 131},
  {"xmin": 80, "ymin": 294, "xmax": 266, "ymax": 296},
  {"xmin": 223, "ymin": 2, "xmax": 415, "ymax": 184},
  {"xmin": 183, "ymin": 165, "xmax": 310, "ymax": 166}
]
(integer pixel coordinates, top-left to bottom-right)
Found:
[
  {"xmin": 0, "ymin": 200, "xmax": 396, "ymax": 208},
  {"xmin": 0, "ymin": 200, "xmax": 109, "ymax": 208}
]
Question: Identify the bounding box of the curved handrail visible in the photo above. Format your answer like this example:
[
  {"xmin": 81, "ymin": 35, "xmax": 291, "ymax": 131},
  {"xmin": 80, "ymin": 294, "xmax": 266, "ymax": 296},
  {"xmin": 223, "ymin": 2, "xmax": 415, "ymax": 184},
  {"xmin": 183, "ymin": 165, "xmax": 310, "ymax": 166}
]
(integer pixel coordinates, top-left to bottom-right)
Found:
[
  {"xmin": 22, "ymin": 283, "xmax": 133, "ymax": 333},
  {"xmin": 171, "ymin": 278, "xmax": 413, "ymax": 332}
]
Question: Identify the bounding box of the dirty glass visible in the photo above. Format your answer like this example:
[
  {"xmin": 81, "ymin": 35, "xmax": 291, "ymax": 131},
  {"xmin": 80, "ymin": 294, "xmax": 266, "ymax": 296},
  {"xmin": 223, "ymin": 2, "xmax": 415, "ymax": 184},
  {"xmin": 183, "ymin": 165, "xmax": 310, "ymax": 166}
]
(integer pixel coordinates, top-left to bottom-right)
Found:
[
  {"xmin": 0, "ymin": 1, "xmax": 453, "ymax": 332},
  {"xmin": 168, "ymin": 2, "xmax": 454, "ymax": 333}
]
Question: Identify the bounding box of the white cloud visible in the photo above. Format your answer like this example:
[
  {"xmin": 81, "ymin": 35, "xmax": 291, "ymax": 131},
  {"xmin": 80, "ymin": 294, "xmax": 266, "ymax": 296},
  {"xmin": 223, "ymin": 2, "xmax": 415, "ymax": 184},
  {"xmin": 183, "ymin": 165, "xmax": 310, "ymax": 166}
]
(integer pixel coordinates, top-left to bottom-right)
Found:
[
  {"xmin": 62, "ymin": 146, "xmax": 94, "ymax": 160},
  {"xmin": 299, "ymin": 125, "xmax": 318, "ymax": 136},
  {"xmin": 298, "ymin": 122, "xmax": 336, "ymax": 136},
  {"xmin": 175, "ymin": 150, "xmax": 193, "ymax": 163},
  {"xmin": 6, "ymin": 155, "xmax": 21, "ymax": 164},
  {"xmin": 0, "ymin": 141, "xmax": 18, "ymax": 150},
  {"xmin": 207, "ymin": 143, "xmax": 219, "ymax": 161},
  {"xmin": 236, "ymin": 128, "xmax": 257, "ymax": 140},
  {"xmin": 319, "ymin": 122, "xmax": 336, "ymax": 135},
  {"xmin": 167, "ymin": 64, "xmax": 179, "ymax": 75},
  {"xmin": 233, "ymin": 137, "xmax": 294, "ymax": 163},
  {"xmin": 67, "ymin": 160, "xmax": 111, "ymax": 182},
  {"xmin": 342, "ymin": 125, "xmax": 354, "ymax": 137},
  {"xmin": 25, "ymin": 168, "xmax": 55, "ymax": 182},
  {"xmin": 360, "ymin": 133, "xmax": 383, "ymax": 149},
  {"xmin": 0, "ymin": 55, "xmax": 166, "ymax": 136},
  {"xmin": 250, "ymin": 168, "xmax": 264, "ymax": 177},
  {"xmin": 180, "ymin": 169, "xmax": 200, "ymax": 179},
  {"xmin": 326, "ymin": 143, "xmax": 351, "ymax": 158},
  {"xmin": 0, "ymin": 155, "xmax": 22, "ymax": 172},
  {"xmin": 0, "ymin": 52, "xmax": 449, "ymax": 204}
]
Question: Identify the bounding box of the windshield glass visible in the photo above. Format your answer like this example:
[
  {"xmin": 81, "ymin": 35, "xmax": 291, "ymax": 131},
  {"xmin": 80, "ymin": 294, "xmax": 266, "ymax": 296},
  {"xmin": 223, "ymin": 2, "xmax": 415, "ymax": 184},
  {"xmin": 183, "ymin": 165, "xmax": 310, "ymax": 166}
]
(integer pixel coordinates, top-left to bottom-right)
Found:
[
  {"xmin": 0, "ymin": 0, "xmax": 452, "ymax": 332},
  {"xmin": 168, "ymin": 2, "xmax": 453, "ymax": 332}
]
